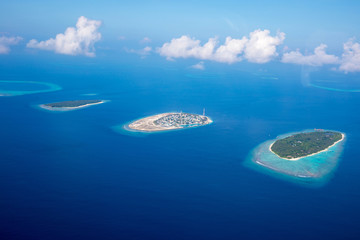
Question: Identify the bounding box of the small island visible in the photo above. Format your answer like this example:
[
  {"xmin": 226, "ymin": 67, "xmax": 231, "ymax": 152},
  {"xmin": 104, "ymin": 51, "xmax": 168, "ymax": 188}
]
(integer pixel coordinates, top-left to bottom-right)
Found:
[
  {"xmin": 270, "ymin": 131, "xmax": 344, "ymax": 160},
  {"xmin": 245, "ymin": 129, "xmax": 346, "ymax": 187},
  {"xmin": 126, "ymin": 112, "xmax": 213, "ymax": 132},
  {"xmin": 39, "ymin": 100, "xmax": 105, "ymax": 111}
]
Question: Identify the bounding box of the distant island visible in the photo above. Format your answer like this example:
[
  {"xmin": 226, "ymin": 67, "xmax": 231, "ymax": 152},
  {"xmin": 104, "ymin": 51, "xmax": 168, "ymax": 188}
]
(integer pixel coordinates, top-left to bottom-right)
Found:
[
  {"xmin": 270, "ymin": 131, "xmax": 344, "ymax": 160},
  {"xmin": 126, "ymin": 112, "xmax": 213, "ymax": 132},
  {"xmin": 39, "ymin": 100, "xmax": 105, "ymax": 111}
]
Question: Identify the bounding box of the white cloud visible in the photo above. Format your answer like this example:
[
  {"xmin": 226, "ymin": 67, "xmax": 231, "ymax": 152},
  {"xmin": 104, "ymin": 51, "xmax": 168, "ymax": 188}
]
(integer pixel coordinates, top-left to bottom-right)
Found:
[
  {"xmin": 0, "ymin": 36, "xmax": 22, "ymax": 54},
  {"xmin": 157, "ymin": 29, "xmax": 285, "ymax": 64},
  {"xmin": 244, "ymin": 30, "xmax": 285, "ymax": 63},
  {"xmin": 27, "ymin": 16, "xmax": 101, "ymax": 57},
  {"xmin": 140, "ymin": 37, "xmax": 151, "ymax": 44},
  {"xmin": 126, "ymin": 46, "xmax": 152, "ymax": 58},
  {"xmin": 191, "ymin": 61, "xmax": 205, "ymax": 70},
  {"xmin": 213, "ymin": 36, "xmax": 247, "ymax": 63},
  {"xmin": 282, "ymin": 44, "xmax": 339, "ymax": 66},
  {"xmin": 143, "ymin": 46, "xmax": 152, "ymax": 53},
  {"xmin": 339, "ymin": 39, "xmax": 360, "ymax": 73},
  {"xmin": 158, "ymin": 35, "xmax": 217, "ymax": 61}
]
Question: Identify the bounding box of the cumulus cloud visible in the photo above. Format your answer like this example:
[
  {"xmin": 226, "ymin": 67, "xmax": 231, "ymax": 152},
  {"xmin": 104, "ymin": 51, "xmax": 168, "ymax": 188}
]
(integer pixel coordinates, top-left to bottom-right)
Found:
[
  {"xmin": 0, "ymin": 36, "xmax": 22, "ymax": 54},
  {"xmin": 244, "ymin": 30, "xmax": 285, "ymax": 63},
  {"xmin": 281, "ymin": 40, "xmax": 360, "ymax": 72},
  {"xmin": 157, "ymin": 29, "xmax": 285, "ymax": 64},
  {"xmin": 212, "ymin": 36, "xmax": 247, "ymax": 63},
  {"xmin": 158, "ymin": 35, "xmax": 217, "ymax": 61},
  {"xmin": 282, "ymin": 44, "xmax": 339, "ymax": 66},
  {"xmin": 27, "ymin": 16, "xmax": 101, "ymax": 57},
  {"xmin": 191, "ymin": 61, "xmax": 205, "ymax": 70},
  {"xmin": 339, "ymin": 39, "xmax": 360, "ymax": 73}
]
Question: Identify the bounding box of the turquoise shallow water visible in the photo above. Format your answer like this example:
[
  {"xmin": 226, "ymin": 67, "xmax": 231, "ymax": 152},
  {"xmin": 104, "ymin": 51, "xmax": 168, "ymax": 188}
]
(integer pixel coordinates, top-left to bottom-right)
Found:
[
  {"xmin": 0, "ymin": 80, "xmax": 61, "ymax": 96},
  {"xmin": 245, "ymin": 130, "xmax": 345, "ymax": 187},
  {"xmin": 111, "ymin": 123, "xmax": 153, "ymax": 137},
  {"xmin": 309, "ymin": 83, "xmax": 360, "ymax": 93},
  {"xmin": 303, "ymin": 70, "xmax": 360, "ymax": 93}
]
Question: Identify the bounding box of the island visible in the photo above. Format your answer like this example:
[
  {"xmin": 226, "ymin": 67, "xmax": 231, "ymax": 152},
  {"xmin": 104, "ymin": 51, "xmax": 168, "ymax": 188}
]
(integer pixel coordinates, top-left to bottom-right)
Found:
[
  {"xmin": 126, "ymin": 112, "xmax": 213, "ymax": 132},
  {"xmin": 270, "ymin": 131, "xmax": 344, "ymax": 160},
  {"xmin": 245, "ymin": 130, "xmax": 346, "ymax": 187},
  {"xmin": 39, "ymin": 100, "xmax": 105, "ymax": 111}
]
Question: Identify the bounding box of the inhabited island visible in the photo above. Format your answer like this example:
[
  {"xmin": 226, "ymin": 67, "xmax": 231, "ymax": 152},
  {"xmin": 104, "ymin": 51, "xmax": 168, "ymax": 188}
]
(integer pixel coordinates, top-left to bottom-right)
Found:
[
  {"xmin": 39, "ymin": 100, "xmax": 105, "ymax": 111},
  {"xmin": 125, "ymin": 112, "xmax": 213, "ymax": 132},
  {"xmin": 245, "ymin": 130, "xmax": 346, "ymax": 186}
]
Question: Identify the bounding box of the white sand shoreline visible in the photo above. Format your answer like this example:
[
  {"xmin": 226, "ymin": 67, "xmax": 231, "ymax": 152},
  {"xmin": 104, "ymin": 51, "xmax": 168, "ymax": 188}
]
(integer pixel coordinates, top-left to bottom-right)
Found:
[{"xmin": 269, "ymin": 133, "xmax": 345, "ymax": 161}]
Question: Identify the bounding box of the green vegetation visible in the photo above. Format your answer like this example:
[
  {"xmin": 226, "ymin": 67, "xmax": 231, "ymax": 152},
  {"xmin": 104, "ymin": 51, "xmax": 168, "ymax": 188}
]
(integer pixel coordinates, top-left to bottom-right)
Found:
[
  {"xmin": 271, "ymin": 131, "xmax": 342, "ymax": 159},
  {"xmin": 45, "ymin": 100, "xmax": 102, "ymax": 108}
]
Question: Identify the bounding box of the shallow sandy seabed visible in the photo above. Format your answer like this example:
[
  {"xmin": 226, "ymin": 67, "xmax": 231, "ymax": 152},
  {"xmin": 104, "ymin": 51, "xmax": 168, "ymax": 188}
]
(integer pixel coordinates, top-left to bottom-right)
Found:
[{"xmin": 0, "ymin": 81, "xmax": 62, "ymax": 96}]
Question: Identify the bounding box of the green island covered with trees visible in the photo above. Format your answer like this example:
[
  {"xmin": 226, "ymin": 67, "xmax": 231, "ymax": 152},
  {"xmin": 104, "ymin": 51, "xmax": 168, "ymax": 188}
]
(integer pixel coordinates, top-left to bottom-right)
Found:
[
  {"xmin": 44, "ymin": 100, "xmax": 102, "ymax": 108},
  {"xmin": 271, "ymin": 131, "xmax": 343, "ymax": 159}
]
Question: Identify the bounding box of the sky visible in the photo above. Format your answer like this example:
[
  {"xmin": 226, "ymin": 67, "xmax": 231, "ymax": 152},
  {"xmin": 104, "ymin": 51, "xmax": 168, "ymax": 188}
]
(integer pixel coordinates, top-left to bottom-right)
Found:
[{"xmin": 1, "ymin": 0, "xmax": 360, "ymax": 73}]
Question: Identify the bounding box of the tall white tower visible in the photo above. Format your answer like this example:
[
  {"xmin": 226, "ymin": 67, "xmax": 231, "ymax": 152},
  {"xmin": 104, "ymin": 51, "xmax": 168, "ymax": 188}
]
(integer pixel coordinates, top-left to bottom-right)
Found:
[{"xmin": 203, "ymin": 108, "xmax": 205, "ymax": 116}]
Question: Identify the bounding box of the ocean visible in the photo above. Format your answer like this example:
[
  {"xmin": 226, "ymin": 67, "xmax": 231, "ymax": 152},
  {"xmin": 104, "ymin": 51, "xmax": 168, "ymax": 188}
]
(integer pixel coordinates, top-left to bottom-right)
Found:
[{"xmin": 1, "ymin": 54, "xmax": 360, "ymax": 239}]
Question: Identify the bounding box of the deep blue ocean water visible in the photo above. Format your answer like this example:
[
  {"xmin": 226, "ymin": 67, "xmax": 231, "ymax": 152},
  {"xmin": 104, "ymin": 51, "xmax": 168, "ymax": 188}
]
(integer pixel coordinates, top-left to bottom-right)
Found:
[{"xmin": 1, "ymin": 54, "xmax": 360, "ymax": 239}]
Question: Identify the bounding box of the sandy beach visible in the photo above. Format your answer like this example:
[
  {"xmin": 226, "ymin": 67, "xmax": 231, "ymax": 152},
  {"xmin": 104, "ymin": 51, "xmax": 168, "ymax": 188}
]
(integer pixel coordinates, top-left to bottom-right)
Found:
[{"xmin": 269, "ymin": 133, "xmax": 345, "ymax": 161}]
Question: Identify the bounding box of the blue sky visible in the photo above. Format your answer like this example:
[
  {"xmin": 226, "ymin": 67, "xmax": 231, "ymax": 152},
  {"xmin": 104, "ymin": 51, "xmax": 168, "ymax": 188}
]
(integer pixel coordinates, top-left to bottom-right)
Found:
[{"xmin": 1, "ymin": 0, "xmax": 360, "ymax": 72}]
